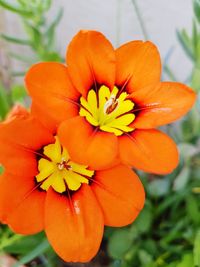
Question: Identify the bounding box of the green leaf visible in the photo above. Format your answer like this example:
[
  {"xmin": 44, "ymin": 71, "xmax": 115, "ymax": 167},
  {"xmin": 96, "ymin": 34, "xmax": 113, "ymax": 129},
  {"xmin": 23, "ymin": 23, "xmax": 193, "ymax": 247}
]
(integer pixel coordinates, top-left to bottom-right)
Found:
[
  {"xmin": 168, "ymin": 263, "xmax": 178, "ymax": 267},
  {"xmin": 192, "ymin": 20, "xmax": 198, "ymax": 56},
  {"xmin": 197, "ymin": 93, "xmax": 200, "ymax": 112},
  {"xmin": 177, "ymin": 253, "xmax": 194, "ymax": 267},
  {"xmin": 177, "ymin": 30, "xmax": 194, "ymax": 61},
  {"xmin": 194, "ymin": 230, "xmax": 200, "ymax": 267},
  {"xmin": 0, "ymin": 0, "xmax": 33, "ymax": 17},
  {"xmin": 173, "ymin": 166, "xmax": 190, "ymax": 191},
  {"xmin": 4, "ymin": 232, "xmax": 45, "ymax": 255},
  {"xmin": 186, "ymin": 195, "xmax": 200, "ymax": 225},
  {"xmin": 109, "ymin": 260, "xmax": 122, "ymax": 267},
  {"xmin": 138, "ymin": 249, "xmax": 153, "ymax": 265},
  {"xmin": 194, "ymin": 0, "xmax": 200, "ymax": 23},
  {"xmin": 124, "ymin": 246, "xmax": 139, "ymax": 262},
  {"xmin": 156, "ymin": 190, "xmax": 186, "ymax": 216},
  {"xmin": 0, "ymin": 83, "xmax": 10, "ymax": 119},
  {"xmin": 148, "ymin": 178, "xmax": 170, "ymax": 197},
  {"xmin": 13, "ymin": 239, "xmax": 50, "ymax": 266},
  {"xmin": 108, "ymin": 229, "xmax": 134, "ymax": 259},
  {"xmin": 191, "ymin": 67, "xmax": 200, "ymax": 91},
  {"xmin": 0, "ymin": 34, "xmax": 30, "ymax": 46},
  {"xmin": 160, "ymin": 219, "xmax": 187, "ymax": 245},
  {"xmin": 181, "ymin": 109, "xmax": 200, "ymax": 141},
  {"xmin": 45, "ymin": 8, "xmax": 63, "ymax": 49},
  {"xmin": 11, "ymin": 85, "xmax": 27, "ymax": 103},
  {"xmin": 143, "ymin": 239, "xmax": 157, "ymax": 255},
  {"xmin": 197, "ymin": 42, "xmax": 200, "ymax": 63},
  {"xmin": 41, "ymin": 51, "xmax": 62, "ymax": 62},
  {"xmin": 178, "ymin": 143, "xmax": 197, "ymax": 159},
  {"xmin": 24, "ymin": 22, "xmax": 42, "ymax": 50},
  {"xmin": 43, "ymin": 0, "xmax": 52, "ymax": 11},
  {"xmin": 133, "ymin": 205, "xmax": 153, "ymax": 234}
]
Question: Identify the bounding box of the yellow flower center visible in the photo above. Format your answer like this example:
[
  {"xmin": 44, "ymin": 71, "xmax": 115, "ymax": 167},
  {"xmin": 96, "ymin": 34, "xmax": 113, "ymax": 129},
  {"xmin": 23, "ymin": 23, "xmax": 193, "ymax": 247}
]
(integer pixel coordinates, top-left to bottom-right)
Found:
[
  {"xmin": 79, "ymin": 85, "xmax": 135, "ymax": 136},
  {"xmin": 36, "ymin": 137, "xmax": 94, "ymax": 193}
]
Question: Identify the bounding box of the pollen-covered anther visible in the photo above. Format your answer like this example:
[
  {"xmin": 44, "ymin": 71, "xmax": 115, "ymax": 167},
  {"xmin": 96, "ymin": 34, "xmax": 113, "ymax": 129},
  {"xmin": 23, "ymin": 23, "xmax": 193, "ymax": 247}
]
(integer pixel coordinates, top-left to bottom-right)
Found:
[
  {"xmin": 57, "ymin": 159, "xmax": 72, "ymax": 171},
  {"xmin": 57, "ymin": 162, "xmax": 64, "ymax": 170},
  {"xmin": 104, "ymin": 95, "xmax": 119, "ymax": 115}
]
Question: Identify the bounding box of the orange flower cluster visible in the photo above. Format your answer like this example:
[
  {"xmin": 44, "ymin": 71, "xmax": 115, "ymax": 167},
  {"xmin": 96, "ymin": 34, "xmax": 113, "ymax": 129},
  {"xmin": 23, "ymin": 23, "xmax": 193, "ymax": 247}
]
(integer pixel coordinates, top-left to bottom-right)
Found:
[{"xmin": 0, "ymin": 30, "xmax": 196, "ymax": 262}]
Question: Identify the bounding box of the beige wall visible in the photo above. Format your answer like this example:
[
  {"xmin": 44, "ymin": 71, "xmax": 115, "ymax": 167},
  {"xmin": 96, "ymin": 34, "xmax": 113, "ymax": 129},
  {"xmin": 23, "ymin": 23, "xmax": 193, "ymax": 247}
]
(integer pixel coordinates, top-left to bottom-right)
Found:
[{"xmin": 1, "ymin": 0, "xmax": 193, "ymax": 82}]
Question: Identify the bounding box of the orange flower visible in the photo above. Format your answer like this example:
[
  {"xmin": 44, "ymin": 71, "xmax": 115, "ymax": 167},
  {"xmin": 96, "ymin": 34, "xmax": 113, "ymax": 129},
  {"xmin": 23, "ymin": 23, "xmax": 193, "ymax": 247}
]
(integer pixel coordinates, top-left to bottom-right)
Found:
[
  {"xmin": 0, "ymin": 111, "xmax": 144, "ymax": 262},
  {"xmin": 25, "ymin": 30, "xmax": 196, "ymax": 173}
]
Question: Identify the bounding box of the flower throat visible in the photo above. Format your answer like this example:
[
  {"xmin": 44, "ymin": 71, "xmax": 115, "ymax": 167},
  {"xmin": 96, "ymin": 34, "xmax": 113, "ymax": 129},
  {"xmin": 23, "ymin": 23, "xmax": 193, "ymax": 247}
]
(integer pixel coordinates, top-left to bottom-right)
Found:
[
  {"xmin": 79, "ymin": 85, "xmax": 135, "ymax": 136},
  {"xmin": 36, "ymin": 137, "xmax": 94, "ymax": 193}
]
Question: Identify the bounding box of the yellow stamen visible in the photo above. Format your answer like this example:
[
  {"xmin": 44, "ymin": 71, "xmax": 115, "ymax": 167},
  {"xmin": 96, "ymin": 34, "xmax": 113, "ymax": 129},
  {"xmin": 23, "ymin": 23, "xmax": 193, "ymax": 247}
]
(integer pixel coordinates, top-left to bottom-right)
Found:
[
  {"xmin": 36, "ymin": 137, "xmax": 94, "ymax": 193},
  {"xmin": 79, "ymin": 85, "xmax": 135, "ymax": 136}
]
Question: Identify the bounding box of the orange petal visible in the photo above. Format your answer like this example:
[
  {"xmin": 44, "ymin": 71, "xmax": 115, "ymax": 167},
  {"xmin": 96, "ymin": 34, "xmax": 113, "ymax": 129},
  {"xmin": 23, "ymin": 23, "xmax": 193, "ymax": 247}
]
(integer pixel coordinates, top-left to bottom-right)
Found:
[
  {"xmin": 58, "ymin": 116, "xmax": 118, "ymax": 170},
  {"xmin": 92, "ymin": 164, "xmax": 145, "ymax": 227},
  {"xmin": 119, "ymin": 129, "xmax": 179, "ymax": 174},
  {"xmin": 131, "ymin": 82, "xmax": 196, "ymax": 128},
  {"xmin": 31, "ymin": 101, "xmax": 59, "ymax": 133},
  {"xmin": 116, "ymin": 41, "xmax": 161, "ymax": 93},
  {"xmin": 25, "ymin": 62, "xmax": 80, "ymax": 130},
  {"xmin": 0, "ymin": 114, "xmax": 53, "ymax": 150},
  {"xmin": 5, "ymin": 104, "xmax": 29, "ymax": 122},
  {"xmin": 0, "ymin": 172, "xmax": 45, "ymax": 234},
  {"xmin": 45, "ymin": 185, "xmax": 104, "ymax": 262},
  {"xmin": 0, "ymin": 114, "xmax": 54, "ymax": 176},
  {"xmin": 66, "ymin": 30, "xmax": 115, "ymax": 97},
  {"xmin": 0, "ymin": 148, "xmax": 37, "ymax": 177}
]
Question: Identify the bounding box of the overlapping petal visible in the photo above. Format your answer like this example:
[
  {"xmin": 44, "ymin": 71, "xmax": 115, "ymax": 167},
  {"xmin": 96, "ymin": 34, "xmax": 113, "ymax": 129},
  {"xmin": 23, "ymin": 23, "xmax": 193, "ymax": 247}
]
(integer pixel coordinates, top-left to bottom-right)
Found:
[
  {"xmin": 0, "ymin": 173, "xmax": 45, "ymax": 234},
  {"xmin": 131, "ymin": 82, "xmax": 196, "ymax": 128},
  {"xmin": 31, "ymin": 101, "xmax": 60, "ymax": 133},
  {"xmin": 66, "ymin": 30, "xmax": 116, "ymax": 97},
  {"xmin": 25, "ymin": 62, "xmax": 80, "ymax": 130},
  {"xmin": 119, "ymin": 129, "xmax": 179, "ymax": 174},
  {"xmin": 58, "ymin": 116, "xmax": 119, "ymax": 170},
  {"xmin": 45, "ymin": 185, "xmax": 104, "ymax": 262},
  {"xmin": 116, "ymin": 41, "xmax": 161, "ymax": 93},
  {"xmin": 0, "ymin": 115, "xmax": 54, "ymax": 176},
  {"xmin": 92, "ymin": 164, "xmax": 145, "ymax": 227}
]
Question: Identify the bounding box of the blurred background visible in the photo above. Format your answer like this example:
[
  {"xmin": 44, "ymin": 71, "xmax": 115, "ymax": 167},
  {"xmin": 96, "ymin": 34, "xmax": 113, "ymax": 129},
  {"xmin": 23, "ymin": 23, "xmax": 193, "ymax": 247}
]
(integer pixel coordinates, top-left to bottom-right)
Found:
[
  {"xmin": 0, "ymin": 0, "xmax": 195, "ymax": 82},
  {"xmin": 0, "ymin": 1, "xmax": 200, "ymax": 267}
]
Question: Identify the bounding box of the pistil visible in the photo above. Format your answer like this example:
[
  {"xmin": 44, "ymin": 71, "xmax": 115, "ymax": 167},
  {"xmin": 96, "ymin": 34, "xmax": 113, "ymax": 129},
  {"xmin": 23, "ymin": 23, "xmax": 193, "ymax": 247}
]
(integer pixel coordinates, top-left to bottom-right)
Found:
[{"xmin": 104, "ymin": 95, "xmax": 119, "ymax": 114}]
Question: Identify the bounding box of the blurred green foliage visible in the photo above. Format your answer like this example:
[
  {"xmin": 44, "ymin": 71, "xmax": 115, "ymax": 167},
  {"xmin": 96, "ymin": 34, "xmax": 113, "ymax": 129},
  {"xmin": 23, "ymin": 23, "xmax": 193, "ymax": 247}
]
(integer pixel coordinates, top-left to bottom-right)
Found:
[
  {"xmin": 107, "ymin": 167, "xmax": 200, "ymax": 267},
  {"xmin": 0, "ymin": 0, "xmax": 63, "ymax": 119},
  {"xmin": 0, "ymin": 0, "xmax": 200, "ymax": 267},
  {"xmin": 178, "ymin": 0, "xmax": 200, "ymax": 92},
  {"xmin": 0, "ymin": 1, "xmax": 64, "ymax": 265},
  {"xmin": 106, "ymin": 1, "xmax": 200, "ymax": 266},
  {"xmin": 0, "ymin": 0, "xmax": 62, "ymax": 72}
]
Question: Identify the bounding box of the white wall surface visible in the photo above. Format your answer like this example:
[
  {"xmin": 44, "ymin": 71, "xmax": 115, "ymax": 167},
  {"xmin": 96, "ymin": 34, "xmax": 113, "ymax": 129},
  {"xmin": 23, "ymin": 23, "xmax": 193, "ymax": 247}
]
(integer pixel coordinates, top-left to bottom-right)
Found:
[{"xmin": 1, "ymin": 0, "xmax": 194, "ymax": 82}]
